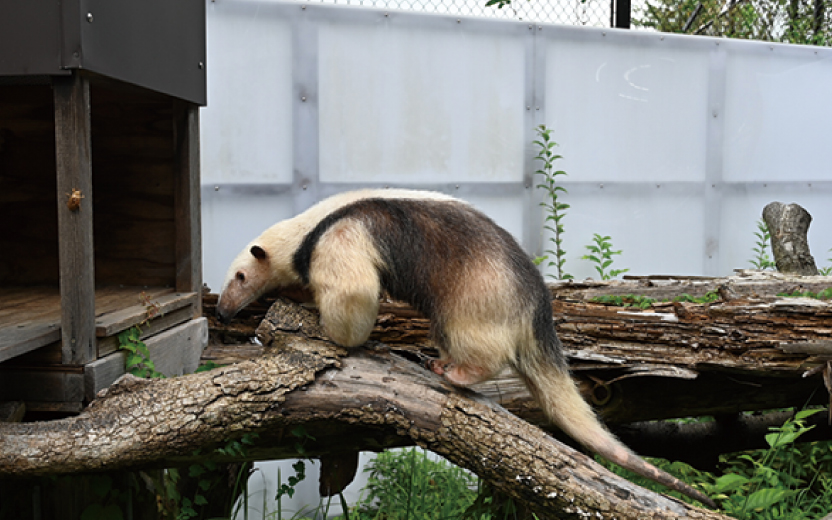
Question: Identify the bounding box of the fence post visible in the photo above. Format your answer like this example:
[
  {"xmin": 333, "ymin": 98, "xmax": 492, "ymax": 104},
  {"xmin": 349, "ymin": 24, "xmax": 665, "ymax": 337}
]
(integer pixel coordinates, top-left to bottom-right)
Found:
[{"xmin": 614, "ymin": 0, "xmax": 631, "ymax": 28}]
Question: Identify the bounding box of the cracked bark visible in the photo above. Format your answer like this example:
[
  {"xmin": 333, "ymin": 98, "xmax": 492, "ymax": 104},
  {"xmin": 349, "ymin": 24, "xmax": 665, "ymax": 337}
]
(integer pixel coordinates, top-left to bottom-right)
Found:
[
  {"xmin": 200, "ymin": 272, "xmax": 832, "ymax": 464},
  {"xmin": 0, "ymin": 299, "xmax": 729, "ymax": 519},
  {"xmin": 763, "ymin": 201, "xmax": 819, "ymax": 276}
]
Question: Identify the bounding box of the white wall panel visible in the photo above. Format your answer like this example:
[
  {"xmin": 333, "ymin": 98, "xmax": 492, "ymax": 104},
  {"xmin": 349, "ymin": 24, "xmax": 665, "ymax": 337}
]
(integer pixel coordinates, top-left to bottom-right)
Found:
[
  {"xmin": 542, "ymin": 188, "xmax": 706, "ymax": 280},
  {"xmin": 318, "ymin": 23, "xmax": 526, "ymax": 183},
  {"xmin": 201, "ymin": 2, "xmax": 294, "ymax": 184},
  {"xmin": 723, "ymin": 49, "xmax": 832, "ymax": 182},
  {"xmin": 546, "ymin": 34, "xmax": 711, "ymax": 183},
  {"xmin": 465, "ymin": 195, "xmax": 526, "ymax": 241},
  {"xmin": 200, "ymin": 1, "xmax": 832, "ymax": 287}
]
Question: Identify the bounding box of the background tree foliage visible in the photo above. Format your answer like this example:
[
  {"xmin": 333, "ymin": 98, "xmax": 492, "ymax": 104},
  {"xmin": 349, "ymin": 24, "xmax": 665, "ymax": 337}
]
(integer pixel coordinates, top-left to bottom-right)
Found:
[{"xmin": 635, "ymin": 0, "xmax": 830, "ymax": 45}]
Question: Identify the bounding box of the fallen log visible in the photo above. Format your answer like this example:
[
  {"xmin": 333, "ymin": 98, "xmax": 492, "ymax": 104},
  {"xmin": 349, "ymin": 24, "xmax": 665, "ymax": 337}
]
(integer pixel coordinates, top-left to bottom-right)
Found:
[
  {"xmin": 201, "ymin": 271, "xmax": 832, "ymax": 459},
  {"xmin": 0, "ymin": 298, "xmax": 727, "ymax": 519}
]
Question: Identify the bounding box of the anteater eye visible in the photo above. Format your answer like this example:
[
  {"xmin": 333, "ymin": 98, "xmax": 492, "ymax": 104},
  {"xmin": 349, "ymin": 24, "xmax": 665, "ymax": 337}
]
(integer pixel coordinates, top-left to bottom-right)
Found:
[{"xmin": 236, "ymin": 272, "xmax": 246, "ymax": 282}]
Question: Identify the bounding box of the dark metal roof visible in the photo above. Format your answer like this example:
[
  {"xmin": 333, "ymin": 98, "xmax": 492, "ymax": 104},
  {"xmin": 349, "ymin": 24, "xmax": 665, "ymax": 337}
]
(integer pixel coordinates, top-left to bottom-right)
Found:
[{"xmin": 0, "ymin": 0, "xmax": 206, "ymax": 105}]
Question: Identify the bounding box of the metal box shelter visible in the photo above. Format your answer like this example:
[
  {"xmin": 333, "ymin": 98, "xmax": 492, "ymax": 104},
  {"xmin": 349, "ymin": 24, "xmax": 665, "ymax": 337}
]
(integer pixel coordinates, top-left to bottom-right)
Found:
[{"xmin": 0, "ymin": 0, "xmax": 207, "ymax": 414}]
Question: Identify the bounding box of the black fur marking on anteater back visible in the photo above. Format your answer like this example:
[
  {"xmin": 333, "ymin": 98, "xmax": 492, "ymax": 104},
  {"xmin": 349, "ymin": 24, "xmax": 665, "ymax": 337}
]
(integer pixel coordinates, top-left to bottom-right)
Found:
[{"xmin": 292, "ymin": 197, "xmax": 566, "ymax": 369}]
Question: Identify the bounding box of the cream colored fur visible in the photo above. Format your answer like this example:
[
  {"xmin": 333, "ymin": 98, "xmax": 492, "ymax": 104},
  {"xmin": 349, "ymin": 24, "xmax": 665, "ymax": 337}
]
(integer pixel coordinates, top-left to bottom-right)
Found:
[
  {"xmin": 308, "ymin": 218, "xmax": 383, "ymax": 346},
  {"xmin": 438, "ymin": 256, "xmax": 524, "ymax": 385},
  {"xmin": 216, "ymin": 189, "xmax": 457, "ymax": 322}
]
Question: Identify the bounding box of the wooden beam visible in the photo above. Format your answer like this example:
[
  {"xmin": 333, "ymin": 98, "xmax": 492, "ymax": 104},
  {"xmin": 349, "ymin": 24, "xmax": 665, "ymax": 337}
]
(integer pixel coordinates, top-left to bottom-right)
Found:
[
  {"xmin": 0, "ymin": 370, "xmax": 84, "ymax": 404},
  {"xmin": 53, "ymin": 72, "xmax": 96, "ymax": 365},
  {"xmin": 174, "ymin": 101, "xmax": 203, "ymax": 318},
  {"xmin": 94, "ymin": 291, "xmax": 197, "ymax": 338},
  {"xmin": 96, "ymin": 305, "xmax": 199, "ymax": 358},
  {"xmin": 0, "ymin": 320, "xmax": 60, "ymax": 364}
]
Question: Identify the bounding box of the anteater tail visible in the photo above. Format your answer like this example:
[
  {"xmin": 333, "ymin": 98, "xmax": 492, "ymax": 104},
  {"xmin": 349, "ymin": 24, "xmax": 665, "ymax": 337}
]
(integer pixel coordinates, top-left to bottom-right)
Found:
[{"xmin": 515, "ymin": 350, "xmax": 717, "ymax": 509}]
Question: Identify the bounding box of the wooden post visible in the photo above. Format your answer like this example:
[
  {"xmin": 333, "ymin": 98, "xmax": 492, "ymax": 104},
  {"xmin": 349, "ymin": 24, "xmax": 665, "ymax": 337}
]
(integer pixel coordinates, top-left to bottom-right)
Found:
[
  {"xmin": 54, "ymin": 72, "xmax": 96, "ymax": 365},
  {"xmin": 174, "ymin": 101, "xmax": 203, "ymax": 317}
]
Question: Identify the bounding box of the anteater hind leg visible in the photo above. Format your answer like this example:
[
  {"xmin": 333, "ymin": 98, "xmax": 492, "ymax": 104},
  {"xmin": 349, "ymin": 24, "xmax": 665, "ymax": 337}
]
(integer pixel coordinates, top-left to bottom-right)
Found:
[{"xmin": 428, "ymin": 358, "xmax": 491, "ymax": 386}]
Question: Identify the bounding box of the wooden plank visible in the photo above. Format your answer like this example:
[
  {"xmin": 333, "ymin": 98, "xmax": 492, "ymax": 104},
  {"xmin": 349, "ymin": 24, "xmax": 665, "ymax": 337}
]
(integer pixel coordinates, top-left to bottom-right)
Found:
[
  {"xmin": 85, "ymin": 317, "xmax": 207, "ymax": 401},
  {"xmin": 54, "ymin": 72, "xmax": 95, "ymax": 365},
  {"xmin": 0, "ymin": 287, "xmax": 61, "ymax": 323},
  {"xmin": 0, "ymin": 321, "xmax": 60, "ymax": 364},
  {"xmin": 95, "ymin": 291, "xmax": 197, "ymax": 338},
  {"xmin": 174, "ymin": 101, "xmax": 203, "ymax": 318},
  {"xmin": 96, "ymin": 305, "xmax": 197, "ymax": 358},
  {"xmin": 90, "ymin": 85, "xmax": 177, "ymax": 288},
  {"xmin": 0, "ymin": 85, "xmax": 61, "ymax": 287},
  {"xmin": 0, "ymin": 286, "xmax": 185, "ymax": 365}
]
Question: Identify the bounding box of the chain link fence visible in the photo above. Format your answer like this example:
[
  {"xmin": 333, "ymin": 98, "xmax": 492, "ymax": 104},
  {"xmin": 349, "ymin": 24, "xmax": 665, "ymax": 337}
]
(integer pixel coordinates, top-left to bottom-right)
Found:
[
  {"xmin": 302, "ymin": 0, "xmax": 616, "ymax": 27},
  {"xmin": 299, "ymin": 0, "xmax": 830, "ymax": 43}
]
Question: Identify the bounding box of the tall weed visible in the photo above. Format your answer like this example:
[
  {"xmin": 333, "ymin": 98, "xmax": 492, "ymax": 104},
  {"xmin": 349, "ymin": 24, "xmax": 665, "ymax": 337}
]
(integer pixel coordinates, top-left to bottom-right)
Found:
[{"xmin": 347, "ymin": 448, "xmax": 479, "ymax": 520}]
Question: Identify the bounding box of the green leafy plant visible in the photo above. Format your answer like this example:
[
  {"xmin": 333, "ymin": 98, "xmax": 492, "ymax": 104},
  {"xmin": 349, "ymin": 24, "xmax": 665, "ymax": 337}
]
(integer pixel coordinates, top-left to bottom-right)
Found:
[
  {"xmin": 79, "ymin": 475, "xmax": 130, "ymax": 520},
  {"xmin": 592, "ymin": 294, "xmax": 657, "ymax": 309},
  {"xmin": 635, "ymin": 0, "xmax": 831, "ymax": 46},
  {"xmin": 151, "ymin": 435, "xmax": 259, "ymax": 520},
  {"xmin": 117, "ymin": 292, "xmax": 166, "ymax": 379},
  {"xmin": 534, "ymin": 124, "xmax": 572, "ymax": 281},
  {"xmin": 706, "ymin": 409, "xmax": 827, "ymax": 519},
  {"xmin": 582, "ymin": 233, "xmax": 629, "ymax": 280},
  {"xmin": 275, "ymin": 461, "xmax": 308, "ymax": 503},
  {"xmin": 350, "ymin": 448, "xmax": 479, "ymax": 520},
  {"xmin": 117, "ymin": 325, "xmax": 165, "ymax": 379},
  {"xmin": 819, "ymin": 249, "xmax": 832, "ymax": 276},
  {"xmin": 194, "ymin": 360, "xmax": 222, "ymax": 373},
  {"xmin": 274, "ymin": 426, "xmax": 316, "ymax": 513},
  {"xmin": 750, "ymin": 219, "xmax": 777, "ymax": 270},
  {"xmin": 778, "ymin": 287, "xmax": 832, "ymax": 300},
  {"xmin": 673, "ymin": 290, "xmax": 720, "ymax": 304},
  {"xmin": 591, "ymin": 290, "xmax": 720, "ymax": 308}
]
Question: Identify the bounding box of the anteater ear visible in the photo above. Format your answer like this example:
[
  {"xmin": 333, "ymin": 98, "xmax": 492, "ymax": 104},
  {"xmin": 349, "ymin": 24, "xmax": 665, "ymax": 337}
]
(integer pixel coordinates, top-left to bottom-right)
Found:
[{"xmin": 250, "ymin": 245, "xmax": 268, "ymax": 260}]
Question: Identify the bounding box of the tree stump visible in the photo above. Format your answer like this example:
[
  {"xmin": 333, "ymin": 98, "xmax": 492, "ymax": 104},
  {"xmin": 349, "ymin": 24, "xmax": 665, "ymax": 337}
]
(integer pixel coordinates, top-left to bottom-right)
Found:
[{"xmin": 763, "ymin": 202, "xmax": 819, "ymax": 276}]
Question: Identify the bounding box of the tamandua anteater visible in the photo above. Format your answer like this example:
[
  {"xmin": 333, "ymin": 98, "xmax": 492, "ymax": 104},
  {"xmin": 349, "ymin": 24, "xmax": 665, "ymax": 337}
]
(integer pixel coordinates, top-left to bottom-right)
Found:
[{"xmin": 216, "ymin": 189, "xmax": 715, "ymax": 508}]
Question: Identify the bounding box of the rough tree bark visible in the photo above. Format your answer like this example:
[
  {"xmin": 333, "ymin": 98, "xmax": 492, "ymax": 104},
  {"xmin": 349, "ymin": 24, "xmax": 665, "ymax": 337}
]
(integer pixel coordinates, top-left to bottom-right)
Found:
[
  {"xmin": 200, "ymin": 271, "xmax": 832, "ymax": 466},
  {"xmin": 763, "ymin": 201, "xmax": 819, "ymax": 275},
  {"xmin": 0, "ymin": 299, "xmax": 728, "ymax": 520}
]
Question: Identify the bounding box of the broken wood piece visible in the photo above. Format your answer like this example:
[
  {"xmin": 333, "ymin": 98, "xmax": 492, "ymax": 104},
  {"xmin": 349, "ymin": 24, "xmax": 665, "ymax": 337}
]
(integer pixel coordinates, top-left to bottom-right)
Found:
[
  {"xmin": 779, "ymin": 340, "xmax": 832, "ymax": 356},
  {"xmin": 319, "ymin": 452, "xmax": 360, "ymax": 497},
  {"xmin": 763, "ymin": 202, "xmax": 819, "ymax": 276}
]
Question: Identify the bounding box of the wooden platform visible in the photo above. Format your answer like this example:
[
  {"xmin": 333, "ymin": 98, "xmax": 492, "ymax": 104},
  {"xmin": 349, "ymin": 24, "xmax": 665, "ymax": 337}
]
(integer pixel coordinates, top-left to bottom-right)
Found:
[{"xmin": 0, "ymin": 286, "xmax": 197, "ymax": 365}]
